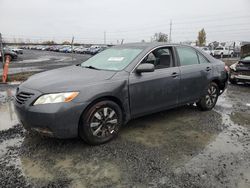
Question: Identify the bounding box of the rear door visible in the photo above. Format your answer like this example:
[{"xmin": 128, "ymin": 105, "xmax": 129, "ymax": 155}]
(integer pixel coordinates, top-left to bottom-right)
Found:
[
  {"xmin": 176, "ymin": 46, "xmax": 212, "ymax": 104},
  {"xmin": 129, "ymin": 47, "xmax": 180, "ymax": 117}
]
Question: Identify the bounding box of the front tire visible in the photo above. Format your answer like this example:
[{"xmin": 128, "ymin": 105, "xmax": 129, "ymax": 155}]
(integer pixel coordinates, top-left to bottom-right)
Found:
[
  {"xmin": 79, "ymin": 100, "xmax": 123, "ymax": 145},
  {"xmin": 196, "ymin": 82, "xmax": 219, "ymax": 111}
]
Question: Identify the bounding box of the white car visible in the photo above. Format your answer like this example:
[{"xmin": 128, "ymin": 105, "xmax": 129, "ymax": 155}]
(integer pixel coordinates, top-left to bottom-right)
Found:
[
  {"xmin": 200, "ymin": 47, "xmax": 214, "ymax": 56},
  {"xmin": 213, "ymin": 47, "xmax": 234, "ymax": 58}
]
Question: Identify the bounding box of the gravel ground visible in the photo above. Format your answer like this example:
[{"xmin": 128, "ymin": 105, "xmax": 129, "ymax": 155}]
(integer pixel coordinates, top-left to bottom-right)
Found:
[{"xmin": 0, "ymin": 50, "xmax": 249, "ymax": 187}]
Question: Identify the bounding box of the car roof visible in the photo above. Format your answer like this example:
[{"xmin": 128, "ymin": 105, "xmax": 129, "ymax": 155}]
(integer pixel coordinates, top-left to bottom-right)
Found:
[{"xmin": 114, "ymin": 42, "xmax": 182, "ymax": 49}]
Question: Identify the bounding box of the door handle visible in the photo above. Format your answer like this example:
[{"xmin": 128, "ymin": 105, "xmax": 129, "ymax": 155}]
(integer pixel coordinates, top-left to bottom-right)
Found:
[
  {"xmin": 171, "ymin": 72, "xmax": 178, "ymax": 78},
  {"xmin": 206, "ymin": 67, "xmax": 212, "ymax": 71}
]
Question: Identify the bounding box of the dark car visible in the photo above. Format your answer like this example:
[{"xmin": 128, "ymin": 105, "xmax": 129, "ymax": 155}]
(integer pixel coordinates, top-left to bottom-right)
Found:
[
  {"xmin": 14, "ymin": 43, "xmax": 228, "ymax": 145},
  {"xmin": 229, "ymin": 44, "xmax": 250, "ymax": 84},
  {"xmin": 0, "ymin": 49, "xmax": 18, "ymax": 61}
]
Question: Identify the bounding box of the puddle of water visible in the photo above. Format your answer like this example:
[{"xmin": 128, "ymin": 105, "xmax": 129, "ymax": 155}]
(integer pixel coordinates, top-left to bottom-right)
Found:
[
  {"xmin": 21, "ymin": 157, "xmax": 53, "ymax": 180},
  {"xmin": 0, "ymin": 89, "xmax": 19, "ymax": 130},
  {"xmin": 19, "ymin": 149, "xmax": 121, "ymax": 187},
  {"xmin": 238, "ymin": 169, "xmax": 250, "ymax": 188},
  {"xmin": 163, "ymin": 90, "xmax": 250, "ymax": 187}
]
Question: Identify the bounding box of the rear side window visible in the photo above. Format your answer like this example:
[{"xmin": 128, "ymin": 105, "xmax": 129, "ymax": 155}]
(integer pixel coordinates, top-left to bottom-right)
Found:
[
  {"xmin": 197, "ymin": 53, "xmax": 210, "ymax": 64},
  {"xmin": 176, "ymin": 47, "xmax": 199, "ymax": 66}
]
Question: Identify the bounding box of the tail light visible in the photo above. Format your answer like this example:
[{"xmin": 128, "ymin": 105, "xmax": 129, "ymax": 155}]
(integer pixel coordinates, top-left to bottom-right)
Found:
[{"xmin": 224, "ymin": 65, "xmax": 230, "ymax": 72}]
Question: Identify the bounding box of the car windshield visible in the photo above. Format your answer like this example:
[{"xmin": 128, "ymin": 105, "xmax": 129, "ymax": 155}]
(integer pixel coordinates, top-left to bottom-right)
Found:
[{"xmin": 81, "ymin": 48, "xmax": 143, "ymax": 71}]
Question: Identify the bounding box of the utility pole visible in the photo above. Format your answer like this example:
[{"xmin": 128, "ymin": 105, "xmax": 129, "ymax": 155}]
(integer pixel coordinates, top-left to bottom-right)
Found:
[
  {"xmin": 104, "ymin": 31, "xmax": 106, "ymax": 45},
  {"xmin": 0, "ymin": 33, "xmax": 5, "ymax": 68},
  {"xmin": 169, "ymin": 20, "xmax": 172, "ymax": 43}
]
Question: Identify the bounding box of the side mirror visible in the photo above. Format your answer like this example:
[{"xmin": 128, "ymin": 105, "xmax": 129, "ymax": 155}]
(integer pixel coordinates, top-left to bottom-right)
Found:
[{"xmin": 136, "ymin": 64, "xmax": 155, "ymax": 73}]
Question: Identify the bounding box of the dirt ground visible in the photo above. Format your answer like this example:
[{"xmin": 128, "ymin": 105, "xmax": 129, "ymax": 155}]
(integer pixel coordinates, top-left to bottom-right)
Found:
[{"xmin": 0, "ymin": 50, "xmax": 249, "ymax": 188}]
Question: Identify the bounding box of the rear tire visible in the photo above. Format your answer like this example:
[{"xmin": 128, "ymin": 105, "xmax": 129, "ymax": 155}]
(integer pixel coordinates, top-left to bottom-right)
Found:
[
  {"xmin": 196, "ymin": 82, "xmax": 219, "ymax": 111},
  {"xmin": 79, "ymin": 100, "xmax": 123, "ymax": 145}
]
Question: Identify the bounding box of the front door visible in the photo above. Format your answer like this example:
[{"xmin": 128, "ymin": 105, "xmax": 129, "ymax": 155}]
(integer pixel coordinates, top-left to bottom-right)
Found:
[{"xmin": 129, "ymin": 47, "xmax": 180, "ymax": 118}]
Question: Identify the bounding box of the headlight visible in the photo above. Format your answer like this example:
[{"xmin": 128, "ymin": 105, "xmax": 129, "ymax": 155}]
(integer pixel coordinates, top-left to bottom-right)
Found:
[
  {"xmin": 230, "ymin": 63, "xmax": 237, "ymax": 71},
  {"xmin": 33, "ymin": 92, "xmax": 79, "ymax": 105}
]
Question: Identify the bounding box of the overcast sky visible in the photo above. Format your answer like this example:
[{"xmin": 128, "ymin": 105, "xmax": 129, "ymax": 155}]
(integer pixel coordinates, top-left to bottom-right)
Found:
[{"xmin": 0, "ymin": 0, "xmax": 250, "ymax": 44}]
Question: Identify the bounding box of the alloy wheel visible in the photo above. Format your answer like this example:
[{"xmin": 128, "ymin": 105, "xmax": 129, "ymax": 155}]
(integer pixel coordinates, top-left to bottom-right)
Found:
[
  {"xmin": 205, "ymin": 85, "xmax": 218, "ymax": 107},
  {"xmin": 90, "ymin": 107, "xmax": 118, "ymax": 138}
]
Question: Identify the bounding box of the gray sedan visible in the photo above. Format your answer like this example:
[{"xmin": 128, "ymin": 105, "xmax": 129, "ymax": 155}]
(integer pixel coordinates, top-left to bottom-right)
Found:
[{"xmin": 14, "ymin": 43, "xmax": 228, "ymax": 145}]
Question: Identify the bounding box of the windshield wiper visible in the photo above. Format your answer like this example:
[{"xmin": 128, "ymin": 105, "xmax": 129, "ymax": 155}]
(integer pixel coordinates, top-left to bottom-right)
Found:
[{"xmin": 82, "ymin": 65, "xmax": 100, "ymax": 70}]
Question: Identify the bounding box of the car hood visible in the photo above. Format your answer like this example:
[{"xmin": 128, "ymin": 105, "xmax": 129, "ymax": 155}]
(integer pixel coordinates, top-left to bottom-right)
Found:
[{"xmin": 21, "ymin": 66, "xmax": 116, "ymax": 93}]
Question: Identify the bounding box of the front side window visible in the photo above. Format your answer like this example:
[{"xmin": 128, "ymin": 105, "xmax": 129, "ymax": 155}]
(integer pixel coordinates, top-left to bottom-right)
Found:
[
  {"xmin": 142, "ymin": 47, "xmax": 173, "ymax": 69},
  {"xmin": 176, "ymin": 47, "xmax": 199, "ymax": 66},
  {"xmin": 81, "ymin": 48, "xmax": 143, "ymax": 71}
]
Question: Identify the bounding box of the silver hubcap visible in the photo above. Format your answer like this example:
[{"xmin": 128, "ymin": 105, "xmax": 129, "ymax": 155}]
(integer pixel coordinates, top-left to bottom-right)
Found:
[
  {"xmin": 90, "ymin": 107, "xmax": 118, "ymax": 138},
  {"xmin": 205, "ymin": 85, "xmax": 217, "ymax": 107}
]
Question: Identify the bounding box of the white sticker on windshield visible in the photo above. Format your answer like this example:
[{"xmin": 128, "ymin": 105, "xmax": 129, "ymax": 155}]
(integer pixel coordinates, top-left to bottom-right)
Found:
[{"xmin": 108, "ymin": 57, "xmax": 124, "ymax": 62}]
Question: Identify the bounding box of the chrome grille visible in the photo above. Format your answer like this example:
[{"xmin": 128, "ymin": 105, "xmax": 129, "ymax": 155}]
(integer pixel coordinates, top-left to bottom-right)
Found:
[{"xmin": 15, "ymin": 91, "xmax": 34, "ymax": 105}]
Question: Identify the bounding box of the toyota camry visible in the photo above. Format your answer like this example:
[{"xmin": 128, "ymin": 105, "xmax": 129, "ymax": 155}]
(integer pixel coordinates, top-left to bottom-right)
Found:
[{"xmin": 14, "ymin": 43, "xmax": 228, "ymax": 145}]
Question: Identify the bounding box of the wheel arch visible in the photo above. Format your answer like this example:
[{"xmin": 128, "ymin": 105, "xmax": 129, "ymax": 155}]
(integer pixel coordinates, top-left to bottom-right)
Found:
[
  {"xmin": 78, "ymin": 95, "xmax": 127, "ymax": 131},
  {"xmin": 210, "ymin": 78, "xmax": 226, "ymax": 94}
]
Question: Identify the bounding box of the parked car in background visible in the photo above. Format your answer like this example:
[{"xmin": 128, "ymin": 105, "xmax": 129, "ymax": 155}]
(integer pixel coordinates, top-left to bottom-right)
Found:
[
  {"xmin": 199, "ymin": 47, "xmax": 214, "ymax": 56},
  {"xmin": 14, "ymin": 43, "xmax": 228, "ymax": 145},
  {"xmin": 87, "ymin": 45, "xmax": 100, "ymax": 55},
  {"xmin": 229, "ymin": 44, "xmax": 250, "ymax": 84},
  {"xmin": 214, "ymin": 46, "xmax": 234, "ymax": 58},
  {"xmin": 88, "ymin": 46, "xmax": 108, "ymax": 55},
  {"xmin": 10, "ymin": 47, "xmax": 23, "ymax": 54},
  {"xmin": 0, "ymin": 48, "xmax": 18, "ymax": 61},
  {"xmin": 74, "ymin": 46, "xmax": 89, "ymax": 54},
  {"xmin": 59, "ymin": 45, "xmax": 72, "ymax": 53}
]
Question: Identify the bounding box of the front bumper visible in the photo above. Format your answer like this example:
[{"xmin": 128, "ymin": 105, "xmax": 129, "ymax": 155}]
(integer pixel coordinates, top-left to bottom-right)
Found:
[
  {"xmin": 230, "ymin": 71, "xmax": 250, "ymax": 82},
  {"xmin": 14, "ymin": 86, "xmax": 89, "ymax": 138}
]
